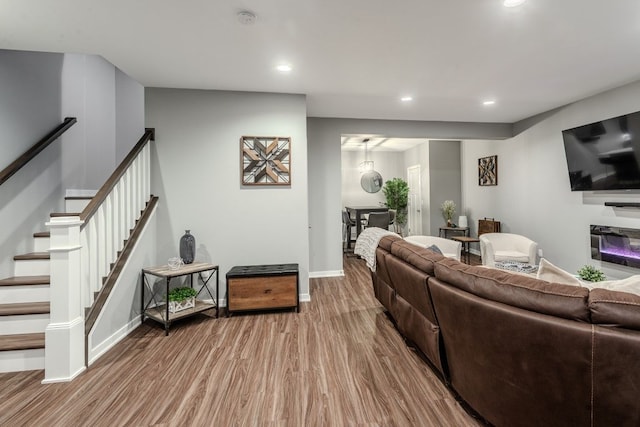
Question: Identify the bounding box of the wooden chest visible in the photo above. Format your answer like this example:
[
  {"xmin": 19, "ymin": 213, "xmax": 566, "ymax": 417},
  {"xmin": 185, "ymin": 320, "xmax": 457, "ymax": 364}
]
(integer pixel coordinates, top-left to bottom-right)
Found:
[{"xmin": 226, "ymin": 264, "xmax": 299, "ymax": 316}]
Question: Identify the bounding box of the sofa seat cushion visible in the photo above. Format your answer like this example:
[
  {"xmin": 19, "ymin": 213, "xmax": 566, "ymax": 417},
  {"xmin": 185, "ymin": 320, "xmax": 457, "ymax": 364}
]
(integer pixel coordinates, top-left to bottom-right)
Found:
[
  {"xmin": 434, "ymin": 257, "xmax": 590, "ymax": 322},
  {"xmin": 494, "ymin": 250, "xmax": 530, "ymax": 263}
]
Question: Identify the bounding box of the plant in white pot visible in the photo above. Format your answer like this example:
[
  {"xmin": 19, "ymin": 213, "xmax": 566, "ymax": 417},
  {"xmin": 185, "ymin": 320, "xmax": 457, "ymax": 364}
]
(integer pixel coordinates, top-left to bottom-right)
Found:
[{"xmin": 167, "ymin": 286, "xmax": 197, "ymax": 313}]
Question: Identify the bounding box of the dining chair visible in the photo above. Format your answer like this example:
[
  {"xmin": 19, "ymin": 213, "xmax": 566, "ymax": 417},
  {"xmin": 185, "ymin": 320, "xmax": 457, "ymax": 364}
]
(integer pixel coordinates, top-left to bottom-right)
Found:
[
  {"xmin": 365, "ymin": 211, "xmax": 390, "ymax": 230},
  {"xmin": 342, "ymin": 210, "xmax": 356, "ymax": 252}
]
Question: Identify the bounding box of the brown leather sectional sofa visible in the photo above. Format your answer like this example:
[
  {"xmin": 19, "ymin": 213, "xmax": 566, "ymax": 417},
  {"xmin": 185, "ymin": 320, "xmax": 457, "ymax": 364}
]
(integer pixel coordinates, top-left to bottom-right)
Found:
[{"xmin": 372, "ymin": 235, "xmax": 640, "ymax": 427}]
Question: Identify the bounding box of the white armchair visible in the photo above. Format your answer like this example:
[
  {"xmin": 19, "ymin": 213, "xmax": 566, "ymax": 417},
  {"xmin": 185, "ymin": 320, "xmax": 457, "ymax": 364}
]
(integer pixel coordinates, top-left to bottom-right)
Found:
[
  {"xmin": 404, "ymin": 235, "xmax": 462, "ymax": 261},
  {"xmin": 479, "ymin": 233, "xmax": 538, "ymax": 266}
]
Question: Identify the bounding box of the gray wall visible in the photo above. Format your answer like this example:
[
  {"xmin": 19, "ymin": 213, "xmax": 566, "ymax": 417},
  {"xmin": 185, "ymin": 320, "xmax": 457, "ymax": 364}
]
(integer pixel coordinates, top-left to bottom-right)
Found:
[
  {"xmin": 0, "ymin": 49, "xmax": 145, "ymax": 279},
  {"xmin": 462, "ymin": 79, "xmax": 640, "ymax": 278},
  {"xmin": 145, "ymin": 88, "xmax": 310, "ymax": 300},
  {"xmin": 307, "ymin": 117, "xmax": 511, "ymax": 275},
  {"xmin": 0, "ymin": 50, "xmax": 65, "ymax": 278},
  {"xmin": 115, "ymin": 68, "xmax": 145, "ymax": 164},
  {"xmin": 429, "ymin": 140, "xmax": 461, "ymax": 234}
]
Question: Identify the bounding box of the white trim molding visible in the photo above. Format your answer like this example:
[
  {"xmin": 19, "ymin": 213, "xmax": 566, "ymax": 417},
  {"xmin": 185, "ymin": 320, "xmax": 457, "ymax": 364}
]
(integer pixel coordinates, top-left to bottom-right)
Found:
[{"xmin": 309, "ymin": 270, "xmax": 344, "ymax": 278}]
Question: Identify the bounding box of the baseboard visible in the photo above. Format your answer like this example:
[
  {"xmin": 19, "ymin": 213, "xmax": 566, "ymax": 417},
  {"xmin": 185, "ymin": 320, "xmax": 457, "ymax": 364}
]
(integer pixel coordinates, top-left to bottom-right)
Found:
[
  {"xmin": 88, "ymin": 317, "xmax": 142, "ymax": 366},
  {"xmin": 41, "ymin": 366, "xmax": 86, "ymax": 384},
  {"xmin": 65, "ymin": 189, "xmax": 98, "ymax": 197},
  {"xmin": 309, "ymin": 270, "xmax": 345, "ymax": 278},
  {"xmin": 299, "ymin": 293, "xmax": 311, "ymax": 302}
]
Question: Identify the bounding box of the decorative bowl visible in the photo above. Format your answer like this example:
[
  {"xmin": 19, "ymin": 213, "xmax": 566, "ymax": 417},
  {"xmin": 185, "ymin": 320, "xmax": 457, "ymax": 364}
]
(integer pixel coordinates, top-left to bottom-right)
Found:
[{"xmin": 167, "ymin": 257, "xmax": 184, "ymax": 270}]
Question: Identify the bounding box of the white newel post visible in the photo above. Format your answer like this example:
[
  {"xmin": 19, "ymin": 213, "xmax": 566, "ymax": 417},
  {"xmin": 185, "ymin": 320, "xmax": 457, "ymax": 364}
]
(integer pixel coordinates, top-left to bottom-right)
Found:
[{"xmin": 43, "ymin": 215, "xmax": 86, "ymax": 383}]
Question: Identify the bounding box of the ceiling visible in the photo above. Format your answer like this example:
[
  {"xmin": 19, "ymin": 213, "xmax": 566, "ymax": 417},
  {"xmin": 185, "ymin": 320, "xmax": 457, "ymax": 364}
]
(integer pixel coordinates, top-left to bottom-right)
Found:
[{"xmin": 2, "ymin": 1, "xmax": 640, "ymax": 123}]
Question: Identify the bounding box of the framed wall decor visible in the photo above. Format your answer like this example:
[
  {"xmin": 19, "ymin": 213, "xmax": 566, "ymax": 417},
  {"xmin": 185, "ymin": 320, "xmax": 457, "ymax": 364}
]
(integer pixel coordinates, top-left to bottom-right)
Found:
[
  {"xmin": 478, "ymin": 155, "xmax": 498, "ymax": 186},
  {"xmin": 241, "ymin": 136, "xmax": 291, "ymax": 186}
]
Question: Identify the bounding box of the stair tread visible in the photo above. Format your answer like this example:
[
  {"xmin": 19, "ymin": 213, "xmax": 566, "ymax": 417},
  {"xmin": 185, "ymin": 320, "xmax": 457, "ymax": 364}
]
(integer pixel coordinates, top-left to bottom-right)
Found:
[
  {"xmin": 0, "ymin": 276, "xmax": 50, "ymax": 286},
  {"xmin": 64, "ymin": 196, "xmax": 93, "ymax": 200},
  {"xmin": 33, "ymin": 231, "xmax": 50, "ymax": 238},
  {"xmin": 50, "ymin": 212, "xmax": 81, "ymax": 217},
  {"xmin": 0, "ymin": 333, "xmax": 45, "ymax": 351},
  {"xmin": 0, "ymin": 302, "xmax": 49, "ymax": 316},
  {"xmin": 13, "ymin": 252, "xmax": 50, "ymax": 261}
]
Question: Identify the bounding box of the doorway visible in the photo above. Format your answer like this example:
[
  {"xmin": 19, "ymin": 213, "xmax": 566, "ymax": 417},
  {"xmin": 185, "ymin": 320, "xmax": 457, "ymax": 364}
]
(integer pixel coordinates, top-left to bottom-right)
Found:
[{"xmin": 407, "ymin": 165, "xmax": 422, "ymax": 236}]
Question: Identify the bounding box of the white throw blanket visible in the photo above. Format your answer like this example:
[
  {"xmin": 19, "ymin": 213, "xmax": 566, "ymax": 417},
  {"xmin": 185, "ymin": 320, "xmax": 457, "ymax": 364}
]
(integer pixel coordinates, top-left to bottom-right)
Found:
[{"xmin": 354, "ymin": 227, "xmax": 399, "ymax": 271}]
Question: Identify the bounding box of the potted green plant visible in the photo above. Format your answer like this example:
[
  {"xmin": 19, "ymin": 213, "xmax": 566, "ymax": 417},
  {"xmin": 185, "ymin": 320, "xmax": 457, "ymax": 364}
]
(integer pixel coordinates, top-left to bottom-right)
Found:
[
  {"xmin": 167, "ymin": 286, "xmax": 198, "ymax": 313},
  {"xmin": 441, "ymin": 200, "xmax": 456, "ymax": 226},
  {"xmin": 577, "ymin": 265, "xmax": 606, "ymax": 282},
  {"xmin": 382, "ymin": 178, "xmax": 409, "ymax": 234}
]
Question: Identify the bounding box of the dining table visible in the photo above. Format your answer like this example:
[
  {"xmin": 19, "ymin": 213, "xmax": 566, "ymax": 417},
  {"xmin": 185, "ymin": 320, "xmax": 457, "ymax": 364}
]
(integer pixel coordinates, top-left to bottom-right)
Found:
[{"xmin": 345, "ymin": 205, "xmax": 390, "ymax": 244}]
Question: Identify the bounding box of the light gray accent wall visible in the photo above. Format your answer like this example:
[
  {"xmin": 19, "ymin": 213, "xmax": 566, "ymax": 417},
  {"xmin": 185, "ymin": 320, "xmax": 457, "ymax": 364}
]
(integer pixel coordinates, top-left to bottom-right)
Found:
[
  {"xmin": 308, "ymin": 118, "xmax": 508, "ymax": 273},
  {"xmin": 0, "ymin": 49, "xmax": 63, "ymax": 170},
  {"xmin": 0, "ymin": 50, "xmax": 65, "ymax": 278},
  {"xmin": 115, "ymin": 68, "xmax": 145, "ymax": 163},
  {"xmin": 307, "ymin": 119, "xmax": 343, "ymax": 274},
  {"xmin": 60, "ymin": 54, "xmax": 118, "ymax": 190},
  {"xmin": 462, "ymin": 79, "xmax": 640, "ymax": 278},
  {"xmin": 145, "ymin": 88, "xmax": 310, "ymax": 299},
  {"xmin": 0, "ymin": 50, "xmax": 144, "ymax": 279},
  {"xmin": 429, "ymin": 140, "xmax": 461, "ymax": 233}
]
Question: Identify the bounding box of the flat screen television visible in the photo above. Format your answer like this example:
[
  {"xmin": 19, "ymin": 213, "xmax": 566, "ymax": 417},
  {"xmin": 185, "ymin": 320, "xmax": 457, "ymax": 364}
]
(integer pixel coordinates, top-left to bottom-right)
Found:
[{"xmin": 562, "ymin": 110, "xmax": 640, "ymax": 191}]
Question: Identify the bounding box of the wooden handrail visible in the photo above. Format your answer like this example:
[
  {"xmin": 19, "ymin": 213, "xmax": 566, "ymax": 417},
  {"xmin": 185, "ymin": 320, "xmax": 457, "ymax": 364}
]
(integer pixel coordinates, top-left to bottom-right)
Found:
[
  {"xmin": 0, "ymin": 117, "xmax": 77, "ymax": 187},
  {"xmin": 80, "ymin": 128, "xmax": 154, "ymax": 227}
]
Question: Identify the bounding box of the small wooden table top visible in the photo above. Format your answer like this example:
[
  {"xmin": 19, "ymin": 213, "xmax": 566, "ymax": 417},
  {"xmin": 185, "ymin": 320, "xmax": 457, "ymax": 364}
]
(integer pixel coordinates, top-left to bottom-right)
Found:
[
  {"xmin": 142, "ymin": 262, "xmax": 218, "ymax": 279},
  {"xmin": 450, "ymin": 236, "xmax": 480, "ymax": 244}
]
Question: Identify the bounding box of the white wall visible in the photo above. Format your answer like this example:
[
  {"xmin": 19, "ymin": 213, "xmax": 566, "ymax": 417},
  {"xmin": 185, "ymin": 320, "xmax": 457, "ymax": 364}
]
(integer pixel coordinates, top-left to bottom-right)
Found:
[
  {"xmin": 341, "ymin": 150, "xmax": 405, "ymax": 208},
  {"xmin": 462, "ymin": 79, "xmax": 640, "ymax": 279},
  {"xmin": 145, "ymin": 89, "xmax": 310, "ymax": 301}
]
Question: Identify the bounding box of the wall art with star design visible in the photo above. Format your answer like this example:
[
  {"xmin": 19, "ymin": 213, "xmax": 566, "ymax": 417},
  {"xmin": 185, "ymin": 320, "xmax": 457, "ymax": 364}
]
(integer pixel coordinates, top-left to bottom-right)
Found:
[{"xmin": 241, "ymin": 136, "xmax": 291, "ymax": 186}]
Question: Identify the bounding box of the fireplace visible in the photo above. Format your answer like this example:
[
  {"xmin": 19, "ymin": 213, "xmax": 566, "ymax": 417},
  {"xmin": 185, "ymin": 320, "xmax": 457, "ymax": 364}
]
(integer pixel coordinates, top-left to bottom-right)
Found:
[{"xmin": 591, "ymin": 225, "xmax": 640, "ymax": 268}]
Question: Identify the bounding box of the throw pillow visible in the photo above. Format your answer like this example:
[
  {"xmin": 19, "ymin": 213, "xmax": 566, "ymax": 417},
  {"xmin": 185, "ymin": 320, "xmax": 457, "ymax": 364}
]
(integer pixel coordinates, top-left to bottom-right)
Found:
[
  {"xmin": 427, "ymin": 244, "xmax": 443, "ymax": 255},
  {"xmin": 536, "ymin": 258, "xmax": 582, "ymax": 287},
  {"xmin": 587, "ymin": 275, "xmax": 640, "ymax": 295}
]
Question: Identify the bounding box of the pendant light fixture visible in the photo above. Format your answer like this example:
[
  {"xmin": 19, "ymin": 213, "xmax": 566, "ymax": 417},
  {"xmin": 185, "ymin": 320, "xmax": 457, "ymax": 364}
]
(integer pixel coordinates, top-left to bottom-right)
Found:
[{"xmin": 359, "ymin": 138, "xmax": 374, "ymax": 173}]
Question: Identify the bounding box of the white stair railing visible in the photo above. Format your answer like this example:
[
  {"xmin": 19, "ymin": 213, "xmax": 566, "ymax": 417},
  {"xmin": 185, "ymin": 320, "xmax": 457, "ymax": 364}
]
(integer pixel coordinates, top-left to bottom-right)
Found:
[{"xmin": 45, "ymin": 130, "xmax": 153, "ymax": 383}]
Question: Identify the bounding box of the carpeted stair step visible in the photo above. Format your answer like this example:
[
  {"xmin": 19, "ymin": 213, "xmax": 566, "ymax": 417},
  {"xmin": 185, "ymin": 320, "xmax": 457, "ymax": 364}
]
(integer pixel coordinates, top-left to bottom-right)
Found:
[{"xmin": 0, "ymin": 333, "xmax": 45, "ymax": 351}]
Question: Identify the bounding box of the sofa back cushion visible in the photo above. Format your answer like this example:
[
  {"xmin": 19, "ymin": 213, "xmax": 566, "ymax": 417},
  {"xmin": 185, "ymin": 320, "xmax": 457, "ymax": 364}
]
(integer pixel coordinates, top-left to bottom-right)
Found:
[
  {"xmin": 390, "ymin": 239, "xmax": 445, "ymax": 276},
  {"xmin": 589, "ymin": 288, "xmax": 640, "ymax": 330},
  {"xmin": 434, "ymin": 257, "xmax": 590, "ymax": 322}
]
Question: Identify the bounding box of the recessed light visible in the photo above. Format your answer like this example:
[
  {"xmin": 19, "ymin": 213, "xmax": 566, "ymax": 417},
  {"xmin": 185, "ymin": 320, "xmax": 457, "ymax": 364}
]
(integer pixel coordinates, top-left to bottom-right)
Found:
[
  {"xmin": 401, "ymin": 96, "xmax": 413, "ymax": 102},
  {"xmin": 483, "ymin": 100, "xmax": 496, "ymax": 106},
  {"xmin": 276, "ymin": 64, "xmax": 292, "ymax": 73},
  {"xmin": 503, "ymin": 0, "xmax": 526, "ymax": 7}
]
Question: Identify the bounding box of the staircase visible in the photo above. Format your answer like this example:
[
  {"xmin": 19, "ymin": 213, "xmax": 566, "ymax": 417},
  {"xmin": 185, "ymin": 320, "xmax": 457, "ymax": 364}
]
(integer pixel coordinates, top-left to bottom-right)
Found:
[{"xmin": 0, "ymin": 197, "xmax": 91, "ymax": 373}]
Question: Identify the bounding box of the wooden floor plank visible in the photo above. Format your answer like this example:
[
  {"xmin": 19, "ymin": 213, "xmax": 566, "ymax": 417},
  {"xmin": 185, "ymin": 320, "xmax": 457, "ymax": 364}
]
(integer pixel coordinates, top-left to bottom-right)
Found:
[{"xmin": 0, "ymin": 255, "xmax": 482, "ymax": 426}]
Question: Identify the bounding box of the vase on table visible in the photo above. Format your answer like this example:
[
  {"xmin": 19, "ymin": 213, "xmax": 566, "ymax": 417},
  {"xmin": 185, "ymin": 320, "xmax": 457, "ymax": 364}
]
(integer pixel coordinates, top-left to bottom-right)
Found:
[{"xmin": 180, "ymin": 230, "xmax": 196, "ymax": 264}]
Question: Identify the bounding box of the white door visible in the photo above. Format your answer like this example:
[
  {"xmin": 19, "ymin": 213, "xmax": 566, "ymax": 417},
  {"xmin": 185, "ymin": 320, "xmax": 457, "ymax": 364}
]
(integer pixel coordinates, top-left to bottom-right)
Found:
[{"xmin": 407, "ymin": 165, "xmax": 422, "ymax": 236}]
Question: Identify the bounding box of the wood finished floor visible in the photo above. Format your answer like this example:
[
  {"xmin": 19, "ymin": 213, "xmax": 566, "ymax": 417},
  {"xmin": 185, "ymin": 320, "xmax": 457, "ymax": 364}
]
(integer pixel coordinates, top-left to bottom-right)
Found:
[{"xmin": 0, "ymin": 256, "xmax": 482, "ymax": 427}]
